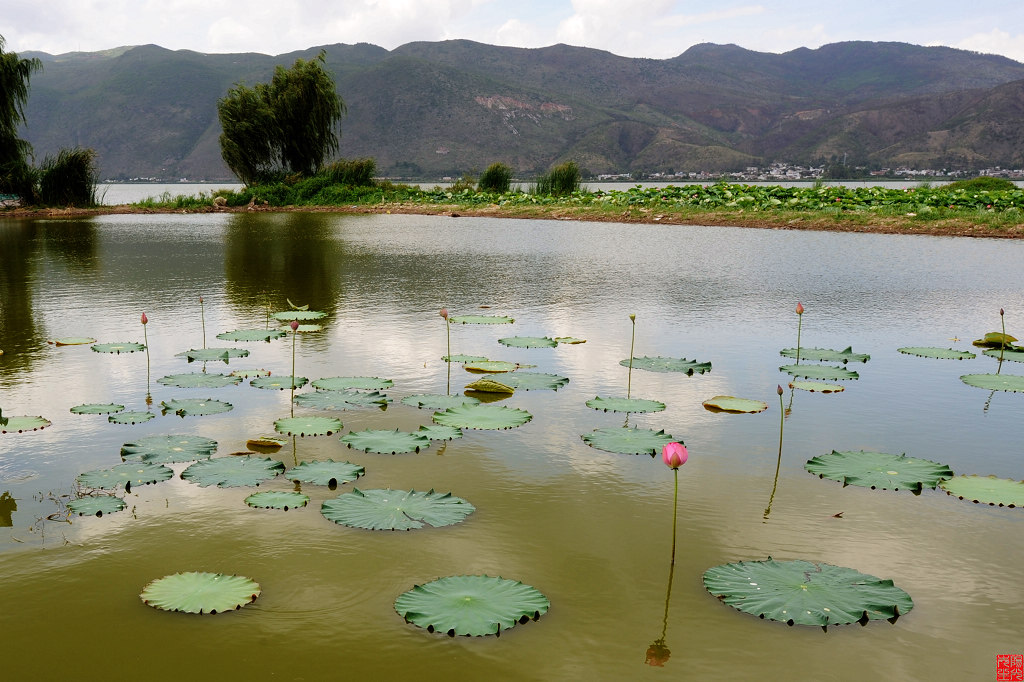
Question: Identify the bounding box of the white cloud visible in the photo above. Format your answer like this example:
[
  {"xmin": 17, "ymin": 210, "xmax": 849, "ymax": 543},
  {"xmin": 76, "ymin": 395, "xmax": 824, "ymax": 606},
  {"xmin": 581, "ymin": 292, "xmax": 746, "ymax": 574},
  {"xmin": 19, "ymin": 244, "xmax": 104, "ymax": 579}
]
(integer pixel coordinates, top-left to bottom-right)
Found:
[{"xmin": 956, "ymin": 29, "xmax": 1024, "ymax": 63}]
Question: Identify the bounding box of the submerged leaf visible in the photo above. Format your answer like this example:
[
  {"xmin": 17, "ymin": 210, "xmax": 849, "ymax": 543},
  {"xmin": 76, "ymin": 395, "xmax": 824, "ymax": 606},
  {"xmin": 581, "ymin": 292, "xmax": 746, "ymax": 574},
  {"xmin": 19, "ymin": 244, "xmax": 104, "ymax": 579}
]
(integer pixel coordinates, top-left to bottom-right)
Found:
[
  {"xmin": 581, "ymin": 427, "xmax": 678, "ymax": 455},
  {"xmin": 272, "ymin": 310, "xmax": 327, "ymax": 321},
  {"xmin": 394, "ymin": 575, "xmax": 549, "ymax": 636},
  {"xmin": 157, "ymin": 373, "xmax": 241, "ymax": 389},
  {"xmin": 321, "ymin": 488, "xmax": 475, "ymax": 530},
  {"xmin": 273, "ymin": 416, "xmax": 342, "ymax": 436},
  {"xmin": 181, "ymin": 456, "xmax": 285, "ymax": 487},
  {"xmin": 940, "ymin": 474, "xmax": 1024, "ymax": 507},
  {"xmin": 621, "ymin": 356, "xmax": 712, "ymax": 375},
  {"xmin": 244, "ymin": 491, "xmax": 309, "ymax": 510},
  {"xmin": 140, "ymin": 572, "xmax": 260, "ymax": 614},
  {"xmin": 340, "ymin": 429, "xmax": 431, "ymax": 454},
  {"xmin": 804, "ymin": 450, "xmax": 953, "ymax": 492},
  {"xmin": 121, "ymin": 435, "xmax": 218, "ymax": 463},
  {"xmin": 229, "ymin": 368, "xmax": 272, "ymax": 378},
  {"xmin": 898, "ymin": 347, "xmax": 976, "ymax": 360},
  {"xmin": 432, "ymin": 404, "xmax": 532, "ymax": 430},
  {"xmin": 585, "ymin": 396, "xmax": 666, "ymax": 414}
]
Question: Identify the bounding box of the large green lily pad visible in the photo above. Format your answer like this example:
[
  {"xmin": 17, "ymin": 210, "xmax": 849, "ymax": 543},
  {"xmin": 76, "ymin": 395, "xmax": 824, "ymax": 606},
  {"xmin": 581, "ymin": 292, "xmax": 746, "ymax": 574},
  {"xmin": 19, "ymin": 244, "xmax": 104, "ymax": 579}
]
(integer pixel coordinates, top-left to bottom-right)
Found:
[
  {"xmin": 983, "ymin": 348, "xmax": 1024, "ymax": 363},
  {"xmin": 161, "ymin": 398, "xmax": 233, "ymax": 417},
  {"xmin": 77, "ymin": 462, "xmax": 173, "ymax": 490},
  {"xmin": 312, "ymin": 376, "xmax": 394, "ymax": 391},
  {"xmin": 50, "ymin": 337, "xmax": 97, "ymax": 346},
  {"xmin": 0, "ymin": 414, "xmax": 52, "ymax": 433},
  {"xmin": 294, "ymin": 390, "xmax": 391, "ymax": 410},
  {"xmin": 804, "ymin": 450, "xmax": 953, "ymax": 493},
  {"xmin": 401, "ymin": 394, "xmax": 481, "ymax": 410},
  {"xmin": 177, "ymin": 347, "xmax": 250, "ymax": 363},
  {"xmin": 251, "ymin": 375, "xmax": 308, "ymax": 390},
  {"xmin": 940, "ymin": 475, "xmax": 1024, "ymax": 507},
  {"xmin": 140, "ymin": 572, "xmax": 260, "ymax": 614},
  {"xmin": 703, "ymin": 558, "xmax": 913, "ymax": 629},
  {"xmin": 340, "ymin": 429, "xmax": 431, "ymax": 454},
  {"xmin": 216, "ymin": 329, "xmax": 287, "ymax": 342},
  {"xmin": 418, "ymin": 425, "xmax": 463, "ymax": 441},
  {"xmin": 67, "ymin": 495, "xmax": 127, "ymax": 517},
  {"xmin": 581, "ymin": 427, "xmax": 678, "ymax": 455},
  {"xmin": 479, "ymin": 372, "xmax": 568, "ymax": 391},
  {"xmin": 780, "ymin": 364, "xmax": 860, "ymax": 380},
  {"xmin": 272, "ymin": 310, "xmax": 327, "ymax": 321},
  {"xmin": 284, "ymin": 460, "xmax": 364, "ymax": 487},
  {"xmin": 70, "ymin": 403, "xmax": 125, "ymax": 415},
  {"xmin": 620, "ymin": 356, "xmax": 712, "ymax": 375},
  {"xmin": 585, "ymin": 396, "xmax": 666, "ymax": 413},
  {"xmin": 960, "ymin": 374, "xmax": 1024, "ymax": 392},
  {"xmin": 273, "ymin": 416, "xmax": 343, "ymax": 436},
  {"xmin": 780, "ymin": 347, "xmax": 870, "ymax": 363},
  {"xmin": 108, "ymin": 411, "xmax": 155, "ymax": 425},
  {"xmin": 448, "ymin": 315, "xmax": 514, "ymax": 325},
  {"xmin": 432, "ymin": 404, "xmax": 532, "ymax": 430},
  {"xmin": 898, "ymin": 347, "xmax": 977, "ymax": 360},
  {"xmin": 321, "ymin": 488, "xmax": 475, "ymax": 530},
  {"xmin": 498, "ymin": 336, "xmax": 557, "ymax": 348},
  {"xmin": 157, "ymin": 373, "xmax": 241, "ymax": 389},
  {"xmin": 244, "ymin": 491, "xmax": 309, "ymax": 510},
  {"xmin": 121, "ymin": 434, "xmax": 218, "ymax": 463},
  {"xmin": 702, "ymin": 396, "xmax": 768, "ymax": 414},
  {"xmin": 92, "ymin": 342, "xmax": 146, "ymax": 354},
  {"xmin": 394, "ymin": 575, "xmax": 549, "ymax": 636},
  {"xmin": 181, "ymin": 456, "xmax": 285, "ymax": 487}
]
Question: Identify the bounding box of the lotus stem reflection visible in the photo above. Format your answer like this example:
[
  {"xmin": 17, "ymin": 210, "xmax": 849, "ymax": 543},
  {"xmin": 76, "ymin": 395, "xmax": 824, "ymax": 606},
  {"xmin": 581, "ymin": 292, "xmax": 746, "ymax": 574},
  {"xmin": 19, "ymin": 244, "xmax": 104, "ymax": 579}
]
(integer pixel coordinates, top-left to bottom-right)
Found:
[
  {"xmin": 142, "ymin": 312, "xmax": 151, "ymax": 403},
  {"xmin": 199, "ymin": 295, "xmax": 207, "ymax": 349},
  {"xmin": 627, "ymin": 314, "xmax": 636, "ymax": 398}
]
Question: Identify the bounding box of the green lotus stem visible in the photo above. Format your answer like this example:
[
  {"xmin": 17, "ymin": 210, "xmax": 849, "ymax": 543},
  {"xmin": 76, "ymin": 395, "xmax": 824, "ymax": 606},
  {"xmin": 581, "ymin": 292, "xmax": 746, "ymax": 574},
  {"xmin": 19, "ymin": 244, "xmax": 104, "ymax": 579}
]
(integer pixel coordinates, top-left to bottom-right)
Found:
[
  {"xmin": 627, "ymin": 314, "xmax": 636, "ymax": 399},
  {"xmin": 670, "ymin": 467, "xmax": 678, "ymax": 564},
  {"xmin": 764, "ymin": 386, "xmax": 785, "ymax": 519},
  {"xmin": 795, "ymin": 301, "xmax": 804, "ymax": 365},
  {"xmin": 199, "ymin": 295, "xmax": 207, "ymax": 349}
]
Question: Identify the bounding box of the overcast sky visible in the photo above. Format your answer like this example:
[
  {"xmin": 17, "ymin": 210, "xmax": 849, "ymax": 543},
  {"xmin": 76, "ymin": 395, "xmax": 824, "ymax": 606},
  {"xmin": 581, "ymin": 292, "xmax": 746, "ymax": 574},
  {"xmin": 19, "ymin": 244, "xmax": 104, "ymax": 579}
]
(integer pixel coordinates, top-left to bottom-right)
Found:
[{"xmin": 3, "ymin": 0, "xmax": 1023, "ymax": 63}]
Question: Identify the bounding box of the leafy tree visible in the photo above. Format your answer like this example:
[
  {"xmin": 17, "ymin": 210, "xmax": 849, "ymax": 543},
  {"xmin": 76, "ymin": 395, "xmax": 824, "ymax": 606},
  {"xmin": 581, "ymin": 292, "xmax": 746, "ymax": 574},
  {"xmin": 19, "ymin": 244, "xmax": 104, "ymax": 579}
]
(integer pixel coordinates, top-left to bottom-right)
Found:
[
  {"xmin": 0, "ymin": 35, "xmax": 42, "ymax": 195},
  {"xmin": 218, "ymin": 52, "xmax": 344, "ymax": 185}
]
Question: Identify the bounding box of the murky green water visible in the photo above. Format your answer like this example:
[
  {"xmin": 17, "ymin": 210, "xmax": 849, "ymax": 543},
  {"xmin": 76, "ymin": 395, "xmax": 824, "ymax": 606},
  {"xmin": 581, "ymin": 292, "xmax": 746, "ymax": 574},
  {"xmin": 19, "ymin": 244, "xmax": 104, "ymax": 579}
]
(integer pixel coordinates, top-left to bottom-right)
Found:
[{"xmin": 1, "ymin": 213, "xmax": 1023, "ymax": 680}]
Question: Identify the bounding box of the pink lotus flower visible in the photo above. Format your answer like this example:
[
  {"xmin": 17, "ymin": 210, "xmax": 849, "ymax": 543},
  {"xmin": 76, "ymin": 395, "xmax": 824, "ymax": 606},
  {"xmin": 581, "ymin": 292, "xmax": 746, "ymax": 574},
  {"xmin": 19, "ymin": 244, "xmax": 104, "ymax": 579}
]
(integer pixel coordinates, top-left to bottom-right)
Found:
[
  {"xmin": 290, "ymin": 320, "xmax": 299, "ymax": 331},
  {"xmin": 662, "ymin": 442, "xmax": 688, "ymax": 469},
  {"xmin": 439, "ymin": 308, "xmax": 449, "ymax": 320},
  {"xmin": 795, "ymin": 301, "xmax": 804, "ymax": 315},
  {"xmin": 141, "ymin": 312, "xmax": 148, "ymax": 325}
]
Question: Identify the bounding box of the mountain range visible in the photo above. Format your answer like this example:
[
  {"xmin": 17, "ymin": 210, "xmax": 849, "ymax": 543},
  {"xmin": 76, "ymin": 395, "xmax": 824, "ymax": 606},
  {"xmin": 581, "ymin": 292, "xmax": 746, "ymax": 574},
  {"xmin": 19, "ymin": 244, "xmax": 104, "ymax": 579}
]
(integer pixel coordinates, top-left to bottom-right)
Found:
[{"xmin": 19, "ymin": 39, "xmax": 1024, "ymax": 181}]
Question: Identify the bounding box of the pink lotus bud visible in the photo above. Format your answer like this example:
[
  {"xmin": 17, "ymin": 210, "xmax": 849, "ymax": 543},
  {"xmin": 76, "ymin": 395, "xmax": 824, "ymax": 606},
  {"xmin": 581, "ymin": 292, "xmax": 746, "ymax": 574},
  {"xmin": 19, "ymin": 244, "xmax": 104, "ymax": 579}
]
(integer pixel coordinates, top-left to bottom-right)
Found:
[
  {"xmin": 795, "ymin": 301, "xmax": 804, "ymax": 315},
  {"xmin": 439, "ymin": 308, "xmax": 449, "ymax": 320},
  {"xmin": 199, "ymin": 296, "xmax": 203, "ymax": 304},
  {"xmin": 777, "ymin": 384, "xmax": 783, "ymax": 395},
  {"xmin": 290, "ymin": 320, "xmax": 299, "ymax": 331},
  {"xmin": 141, "ymin": 312, "xmax": 148, "ymax": 325},
  {"xmin": 662, "ymin": 442, "xmax": 688, "ymax": 470},
  {"xmin": 1000, "ymin": 308, "xmax": 1005, "ymax": 317}
]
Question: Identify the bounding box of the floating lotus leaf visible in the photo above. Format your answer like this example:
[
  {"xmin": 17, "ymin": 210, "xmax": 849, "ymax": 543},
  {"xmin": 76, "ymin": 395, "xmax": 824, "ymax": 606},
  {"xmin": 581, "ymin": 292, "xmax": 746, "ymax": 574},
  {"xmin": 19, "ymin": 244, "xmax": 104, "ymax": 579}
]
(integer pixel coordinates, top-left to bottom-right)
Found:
[
  {"xmin": 394, "ymin": 575, "xmax": 549, "ymax": 636},
  {"xmin": 401, "ymin": 394, "xmax": 481, "ymax": 410},
  {"xmin": 448, "ymin": 315, "xmax": 514, "ymax": 325},
  {"xmin": 273, "ymin": 415, "xmax": 342, "ymax": 436},
  {"xmin": 244, "ymin": 491, "xmax": 309, "ymax": 510},
  {"xmin": 498, "ymin": 336, "xmax": 557, "ymax": 348},
  {"xmin": 581, "ymin": 427, "xmax": 678, "ymax": 455},
  {"xmin": 443, "ymin": 354, "xmax": 489, "ymax": 363},
  {"xmin": 251, "ymin": 375, "xmax": 308, "ymax": 390},
  {"xmin": 620, "ymin": 356, "xmax": 712, "ymax": 375},
  {"xmin": 432, "ymin": 404, "xmax": 532, "ymax": 430},
  {"xmin": 481, "ymin": 372, "xmax": 568, "ymax": 391},
  {"xmin": 972, "ymin": 332, "xmax": 1017, "ymax": 348},
  {"xmin": 246, "ymin": 436, "xmax": 286, "ymax": 451},
  {"xmin": 464, "ymin": 377, "xmax": 515, "ymax": 394},
  {"xmin": 805, "ymin": 450, "xmax": 953, "ymax": 493},
  {"xmin": 284, "ymin": 460, "xmax": 364, "ymax": 487},
  {"xmin": 121, "ymin": 435, "xmax": 218, "ymax": 463},
  {"xmin": 585, "ymin": 396, "xmax": 666, "ymax": 413},
  {"xmin": 789, "ymin": 381, "xmax": 846, "ymax": 393},
  {"xmin": 780, "ymin": 364, "xmax": 860, "ymax": 380},
  {"xmin": 272, "ymin": 310, "xmax": 327, "ymax": 321},
  {"xmin": 216, "ymin": 329, "xmax": 287, "ymax": 342},
  {"xmin": 280, "ymin": 323, "xmax": 322, "ymax": 333},
  {"xmin": 161, "ymin": 398, "xmax": 233, "ymax": 417},
  {"xmin": 321, "ymin": 488, "xmax": 474, "ymax": 530},
  {"xmin": 312, "ymin": 376, "xmax": 394, "ymax": 391},
  {"xmin": 108, "ymin": 411, "xmax": 155, "ymax": 425},
  {"xmin": 464, "ymin": 361, "xmax": 521, "ymax": 373},
  {"xmin": 67, "ymin": 495, "xmax": 126, "ymax": 516},
  {"xmin": 181, "ymin": 456, "xmax": 285, "ymax": 487},
  {"xmin": 418, "ymin": 425, "xmax": 463, "ymax": 441},
  {"xmin": 50, "ymin": 337, "xmax": 96, "ymax": 346},
  {"xmin": 70, "ymin": 403, "xmax": 125, "ymax": 415},
  {"xmin": 780, "ymin": 346, "xmax": 870, "ymax": 363},
  {"xmin": 77, "ymin": 462, "xmax": 173, "ymax": 489},
  {"xmin": 983, "ymin": 348, "xmax": 1024, "ymax": 363},
  {"xmin": 554, "ymin": 337, "xmax": 586, "ymax": 344},
  {"xmin": 940, "ymin": 474, "xmax": 1024, "ymax": 507},
  {"xmin": 898, "ymin": 347, "xmax": 977, "ymax": 360},
  {"xmin": 230, "ymin": 368, "xmax": 272, "ymax": 378},
  {"xmin": 702, "ymin": 558, "xmax": 913, "ymax": 629},
  {"xmin": 294, "ymin": 390, "xmax": 391, "ymax": 409},
  {"xmin": 157, "ymin": 372, "xmax": 241, "ymax": 388},
  {"xmin": 140, "ymin": 572, "xmax": 260, "ymax": 614},
  {"xmin": 177, "ymin": 347, "xmax": 250, "ymax": 363},
  {"xmin": 702, "ymin": 396, "xmax": 769, "ymax": 414},
  {"xmin": 340, "ymin": 429, "xmax": 431, "ymax": 454},
  {"xmin": 92, "ymin": 342, "xmax": 146, "ymax": 354},
  {"xmin": 0, "ymin": 414, "xmax": 52, "ymax": 433},
  {"xmin": 960, "ymin": 373, "xmax": 1024, "ymax": 392}
]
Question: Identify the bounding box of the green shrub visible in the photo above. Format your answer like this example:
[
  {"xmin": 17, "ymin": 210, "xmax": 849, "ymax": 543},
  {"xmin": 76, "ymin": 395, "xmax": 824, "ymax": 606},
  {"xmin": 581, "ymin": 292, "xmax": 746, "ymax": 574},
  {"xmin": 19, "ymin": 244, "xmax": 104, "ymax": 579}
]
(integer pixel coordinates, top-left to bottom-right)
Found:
[
  {"xmin": 38, "ymin": 147, "xmax": 98, "ymax": 206},
  {"xmin": 478, "ymin": 162, "xmax": 513, "ymax": 193},
  {"xmin": 448, "ymin": 172, "xmax": 476, "ymax": 193},
  {"xmin": 945, "ymin": 176, "xmax": 1016, "ymax": 192},
  {"xmin": 325, "ymin": 158, "xmax": 376, "ymax": 186},
  {"xmin": 533, "ymin": 160, "xmax": 580, "ymax": 196}
]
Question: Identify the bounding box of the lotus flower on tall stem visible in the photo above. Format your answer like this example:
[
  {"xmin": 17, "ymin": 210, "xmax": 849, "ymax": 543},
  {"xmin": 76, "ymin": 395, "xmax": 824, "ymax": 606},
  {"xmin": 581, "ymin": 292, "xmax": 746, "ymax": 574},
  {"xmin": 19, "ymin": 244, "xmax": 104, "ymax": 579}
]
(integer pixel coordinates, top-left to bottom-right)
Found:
[
  {"xmin": 199, "ymin": 295, "xmax": 207, "ymax": 349},
  {"xmin": 290, "ymin": 320, "xmax": 299, "ymax": 417},
  {"xmin": 764, "ymin": 385, "xmax": 785, "ymax": 519},
  {"xmin": 794, "ymin": 301, "xmax": 804, "ymax": 364},
  {"xmin": 141, "ymin": 312, "xmax": 151, "ymax": 404},
  {"xmin": 646, "ymin": 441, "xmax": 687, "ymax": 668},
  {"xmin": 999, "ymin": 308, "xmax": 1007, "ymax": 364},
  {"xmin": 627, "ymin": 314, "xmax": 637, "ymax": 399}
]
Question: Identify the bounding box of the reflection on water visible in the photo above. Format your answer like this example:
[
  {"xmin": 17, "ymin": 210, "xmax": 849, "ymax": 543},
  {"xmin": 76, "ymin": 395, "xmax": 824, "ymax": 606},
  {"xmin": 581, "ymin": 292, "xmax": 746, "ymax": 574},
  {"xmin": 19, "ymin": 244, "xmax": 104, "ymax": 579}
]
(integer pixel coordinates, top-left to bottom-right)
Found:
[{"xmin": 1, "ymin": 213, "xmax": 1024, "ymax": 680}]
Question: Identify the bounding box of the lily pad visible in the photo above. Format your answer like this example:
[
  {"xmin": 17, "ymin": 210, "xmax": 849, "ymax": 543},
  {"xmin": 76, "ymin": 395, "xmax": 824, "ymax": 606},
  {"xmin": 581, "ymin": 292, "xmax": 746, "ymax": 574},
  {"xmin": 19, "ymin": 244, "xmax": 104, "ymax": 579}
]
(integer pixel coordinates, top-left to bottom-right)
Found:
[
  {"xmin": 448, "ymin": 315, "xmax": 514, "ymax": 325},
  {"xmin": 140, "ymin": 572, "xmax": 260, "ymax": 614},
  {"xmin": 273, "ymin": 416, "xmax": 343, "ymax": 437},
  {"xmin": 464, "ymin": 361, "xmax": 521, "ymax": 373},
  {"xmin": 702, "ymin": 396, "xmax": 768, "ymax": 414},
  {"xmin": 983, "ymin": 348, "xmax": 1024, "ymax": 363},
  {"xmin": 394, "ymin": 575, "xmax": 549, "ymax": 636},
  {"xmin": 401, "ymin": 394, "xmax": 481, "ymax": 410},
  {"xmin": 960, "ymin": 374, "xmax": 1024, "ymax": 392},
  {"xmin": 67, "ymin": 495, "xmax": 127, "ymax": 517},
  {"xmin": 92, "ymin": 342, "xmax": 146, "ymax": 354},
  {"xmin": 77, "ymin": 462, "xmax": 173, "ymax": 489},
  {"xmin": 620, "ymin": 356, "xmax": 712, "ymax": 375},
  {"xmin": 246, "ymin": 436, "xmax": 286, "ymax": 450},
  {"xmin": 585, "ymin": 396, "xmax": 666, "ymax": 413},
  {"xmin": 321, "ymin": 488, "xmax": 475, "ymax": 530},
  {"xmin": 161, "ymin": 398, "xmax": 233, "ymax": 417},
  {"xmin": 50, "ymin": 337, "xmax": 97, "ymax": 346},
  {"xmin": 789, "ymin": 381, "xmax": 846, "ymax": 393},
  {"xmin": 464, "ymin": 377, "xmax": 515, "ymax": 394},
  {"xmin": 230, "ymin": 368, "xmax": 272, "ymax": 378},
  {"xmin": 554, "ymin": 337, "xmax": 586, "ymax": 344},
  {"xmin": 804, "ymin": 450, "xmax": 953, "ymax": 493},
  {"xmin": 432, "ymin": 404, "xmax": 532, "ymax": 430},
  {"xmin": 108, "ymin": 411, "xmax": 155, "ymax": 425},
  {"xmin": 121, "ymin": 435, "xmax": 218, "ymax": 463},
  {"xmin": 177, "ymin": 347, "xmax": 250, "ymax": 363},
  {"xmin": 70, "ymin": 403, "xmax": 125, "ymax": 415},
  {"xmin": 340, "ymin": 429, "xmax": 431, "ymax": 454},
  {"xmin": 0, "ymin": 414, "xmax": 52, "ymax": 433},
  {"xmin": 251, "ymin": 375, "xmax": 308, "ymax": 390},
  {"xmin": 498, "ymin": 336, "xmax": 557, "ymax": 348},
  {"xmin": 216, "ymin": 329, "xmax": 287, "ymax": 342},
  {"xmin": 581, "ymin": 427, "xmax": 678, "ymax": 455},
  {"xmin": 443, "ymin": 354, "xmax": 489, "ymax": 363},
  {"xmin": 780, "ymin": 364, "xmax": 860, "ymax": 380},
  {"xmin": 418, "ymin": 425, "xmax": 463, "ymax": 441},
  {"xmin": 157, "ymin": 373, "xmax": 241, "ymax": 389},
  {"xmin": 181, "ymin": 456, "xmax": 285, "ymax": 487},
  {"xmin": 780, "ymin": 346, "xmax": 870, "ymax": 363},
  {"xmin": 480, "ymin": 372, "xmax": 568, "ymax": 391},
  {"xmin": 281, "ymin": 323, "xmax": 322, "ymax": 333},
  {"xmin": 294, "ymin": 390, "xmax": 391, "ymax": 410},
  {"xmin": 898, "ymin": 347, "xmax": 976, "ymax": 360},
  {"xmin": 702, "ymin": 558, "xmax": 913, "ymax": 629},
  {"xmin": 244, "ymin": 491, "xmax": 309, "ymax": 510},
  {"xmin": 273, "ymin": 310, "xmax": 327, "ymax": 321},
  {"xmin": 284, "ymin": 460, "xmax": 365, "ymax": 487},
  {"xmin": 940, "ymin": 475, "xmax": 1024, "ymax": 507},
  {"xmin": 972, "ymin": 332, "xmax": 1017, "ymax": 348},
  {"xmin": 311, "ymin": 376, "xmax": 394, "ymax": 391}
]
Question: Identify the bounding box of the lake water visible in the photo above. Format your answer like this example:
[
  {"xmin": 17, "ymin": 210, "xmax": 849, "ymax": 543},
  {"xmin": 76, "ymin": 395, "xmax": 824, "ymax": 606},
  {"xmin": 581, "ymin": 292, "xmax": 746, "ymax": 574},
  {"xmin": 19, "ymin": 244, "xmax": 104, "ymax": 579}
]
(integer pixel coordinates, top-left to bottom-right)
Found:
[{"xmin": 1, "ymin": 213, "xmax": 1023, "ymax": 680}]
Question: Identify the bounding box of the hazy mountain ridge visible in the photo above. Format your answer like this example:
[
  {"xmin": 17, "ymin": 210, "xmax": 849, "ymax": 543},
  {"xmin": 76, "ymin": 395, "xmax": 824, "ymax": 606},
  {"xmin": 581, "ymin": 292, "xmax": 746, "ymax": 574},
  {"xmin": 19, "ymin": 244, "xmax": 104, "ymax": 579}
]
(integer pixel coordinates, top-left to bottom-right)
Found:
[{"xmin": 18, "ymin": 40, "xmax": 1024, "ymax": 181}]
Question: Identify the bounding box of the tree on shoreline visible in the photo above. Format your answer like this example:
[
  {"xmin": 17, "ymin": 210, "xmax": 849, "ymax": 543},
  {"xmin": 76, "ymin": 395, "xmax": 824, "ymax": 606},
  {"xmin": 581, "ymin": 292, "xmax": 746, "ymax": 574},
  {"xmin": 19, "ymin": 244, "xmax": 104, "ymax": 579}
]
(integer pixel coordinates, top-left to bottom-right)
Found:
[{"xmin": 0, "ymin": 35, "xmax": 42, "ymax": 196}]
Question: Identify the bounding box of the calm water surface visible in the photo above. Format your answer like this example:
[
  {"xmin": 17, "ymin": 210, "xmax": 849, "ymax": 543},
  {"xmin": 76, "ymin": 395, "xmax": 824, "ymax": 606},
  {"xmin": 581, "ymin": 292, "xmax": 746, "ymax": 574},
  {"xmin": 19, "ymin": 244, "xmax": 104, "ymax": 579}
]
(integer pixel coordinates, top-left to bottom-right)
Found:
[{"xmin": 1, "ymin": 213, "xmax": 1023, "ymax": 680}]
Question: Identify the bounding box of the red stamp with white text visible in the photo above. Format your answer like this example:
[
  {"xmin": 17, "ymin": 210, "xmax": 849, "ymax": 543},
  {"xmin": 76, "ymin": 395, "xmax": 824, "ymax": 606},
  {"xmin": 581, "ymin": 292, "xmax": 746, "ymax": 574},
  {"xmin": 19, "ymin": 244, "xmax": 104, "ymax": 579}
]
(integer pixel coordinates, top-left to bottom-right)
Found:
[{"xmin": 997, "ymin": 654, "xmax": 1024, "ymax": 682}]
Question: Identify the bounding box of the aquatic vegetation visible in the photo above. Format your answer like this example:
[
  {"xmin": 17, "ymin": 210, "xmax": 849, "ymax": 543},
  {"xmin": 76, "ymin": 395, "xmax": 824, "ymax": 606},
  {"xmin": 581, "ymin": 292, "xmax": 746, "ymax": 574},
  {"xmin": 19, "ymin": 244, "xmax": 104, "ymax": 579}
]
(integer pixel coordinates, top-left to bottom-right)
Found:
[
  {"xmin": 464, "ymin": 377, "xmax": 515, "ymax": 394},
  {"xmin": 432, "ymin": 404, "xmax": 532, "ymax": 430},
  {"xmin": 394, "ymin": 575, "xmax": 548, "ymax": 636},
  {"xmin": 67, "ymin": 495, "xmax": 126, "ymax": 517},
  {"xmin": 585, "ymin": 396, "xmax": 665, "ymax": 413},
  {"xmin": 181, "ymin": 455, "xmax": 285, "ymax": 487},
  {"xmin": 77, "ymin": 462, "xmax": 173, "ymax": 489},
  {"xmin": 897, "ymin": 347, "xmax": 976, "ymax": 360},
  {"xmin": 160, "ymin": 398, "xmax": 233, "ymax": 417},
  {"xmin": 273, "ymin": 416, "xmax": 342, "ymax": 436},
  {"xmin": 293, "ymin": 390, "xmax": 391, "ymax": 410},
  {"xmin": 464, "ymin": 360, "xmax": 522, "ymax": 373},
  {"xmin": 804, "ymin": 450, "xmax": 953, "ymax": 493},
  {"xmin": 442, "ymin": 354, "xmax": 489, "ymax": 363},
  {"xmin": 230, "ymin": 368, "xmax": 272, "ymax": 378},
  {"xmin": 244, "ymin": 491, "xmax": 309, "ymax": 510},
  {"xmin": 940, "ymin": 475, "xmax": 1024, "ymax": 507},
  {"xmin": 581, "ymin": 427, "xmax": 678, "ymax": 455},
  {"xmin": 48, "ymin": 337, "xmax": 96, "ymax": 346},
  {"xmin": 788, "ymin": 380, "xmax": 845, "ymax": 393},
  {"xmin": 982, "ymin": 348, "xmax": 1024, "ymax": 362},
  {"xmin": 284, "ymin": 460, "xmax": 364, "ymax": 487},
  {"xmin": 340, "ymin": 428, "xmax": 431, "ymax": 454},
  {"xmin": 177, "ymin": 347, "xmax": 250, "ymax": 363},
  {"xmin": 621, "ymin": 356, "xmax": 712, "ymax": 375},
  {"xmin": 780, "ymin": 364, "xmax": 859, "ymax": 380},
  {"xmin": 140, "ymin": 572, "xmax": 261, "ymax": 614},
  {"xmin": 70, "ymin": 403, "xmax": 125, "ymax": 415},
  {"xmin": 91, "ymin": 342, "xmax": 146, "ymax": 354},
  {"xmin": 322, "ymin": 488, "xmax": 475, "ymax": 530},
  {"xmin": 121, "ymin": 435, "xmax": 218, "ymax": 463},
  {"xmin": 960, "ymin": 374, "xmax": 1024, "ymax": 392},
  {"xmin": 157, "ymin": 373, "xmax": 241, "ymax": 388},
  {"xmin": 217, "ymin": 329, "xmax": 287, "ymax": 342},
  {"xmin": 497, "ymin": 336, "xmax": 557, "ymax": 348},
  {"xmin": 477, "ymin": 372, "xmax": 568, "ymax": 391},
  {"xmin": 400, "ymin": 394, "xmax": 480, "ymax": 410},
  {"xmin": 702, "ymin": 396, "xmax": 768, "ymax": 413},
  {"xmin": 417, "ymin": 424, "xmax": 463, "ymax": 441},
  {"xmin": 311, "ymin": 376, "xmax": 394, "ymax": 391},
  {"xmin": 272, "ymin": 310, "xmax": 327, "ymax": 321},
  {"xmin": 779, "ymin": 346, "xmax": 870, "ymax": 363},
  {"xmin": 107, "ymin": 411, "xmax": 154, "ymax": 425},
  {"xmin": 251, "ymin": 375, "xmax": 308, "ymax": 390},
  {"xmin": 448, "ymin": 314, "xmax": 514, "ymax": 324}
]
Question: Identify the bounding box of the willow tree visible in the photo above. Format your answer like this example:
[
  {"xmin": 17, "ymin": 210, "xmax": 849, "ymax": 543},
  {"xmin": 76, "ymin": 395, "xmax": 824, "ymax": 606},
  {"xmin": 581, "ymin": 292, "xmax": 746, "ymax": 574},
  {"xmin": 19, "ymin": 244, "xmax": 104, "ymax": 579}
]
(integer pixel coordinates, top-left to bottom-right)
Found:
[
  {"xmin": 218, "ymin": 51, "xmax": 344, "ymax": 185},
  {"xmin": 0, "ymin": 35, "xmax": 42, "ymax": 195}
]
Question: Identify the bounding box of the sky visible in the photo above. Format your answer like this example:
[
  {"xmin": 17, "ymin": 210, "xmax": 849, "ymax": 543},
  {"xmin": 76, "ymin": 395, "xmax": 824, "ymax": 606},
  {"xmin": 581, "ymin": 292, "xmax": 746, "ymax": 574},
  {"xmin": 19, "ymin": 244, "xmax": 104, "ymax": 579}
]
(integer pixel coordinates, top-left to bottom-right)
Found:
[{"xmin": 2, "ymin": 0, "xmax": 1023, "ymax": 63}]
